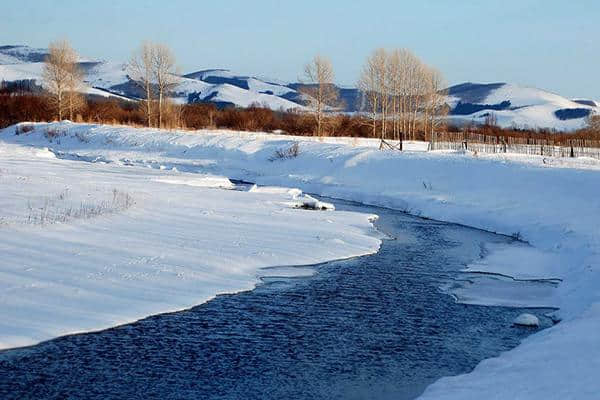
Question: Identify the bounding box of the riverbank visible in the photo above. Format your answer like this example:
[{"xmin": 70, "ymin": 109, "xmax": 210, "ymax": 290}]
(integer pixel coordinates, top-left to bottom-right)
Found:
[
  {"xmin": 2, "ymin": 122, "xmax": 599, "ymax": 398},
  {"xmin": 1, "ymin": 200, "xmax": 550, "ymax": 399},
  {"xmin": 0, "ymin": 141, "xmax": 381, "ymax": 350}
]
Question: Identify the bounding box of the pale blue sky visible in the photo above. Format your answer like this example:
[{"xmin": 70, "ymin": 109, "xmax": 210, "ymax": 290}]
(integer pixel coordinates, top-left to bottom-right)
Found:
[{"xmin": 4, "ymin": 0, "xmax": 599, "ymax": 98}]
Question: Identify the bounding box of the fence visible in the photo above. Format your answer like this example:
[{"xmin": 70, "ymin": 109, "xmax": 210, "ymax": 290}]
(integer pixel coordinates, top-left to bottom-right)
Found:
[{"xmin": 430, "ymin": 132, "xmax": 600, "ymax": 160}]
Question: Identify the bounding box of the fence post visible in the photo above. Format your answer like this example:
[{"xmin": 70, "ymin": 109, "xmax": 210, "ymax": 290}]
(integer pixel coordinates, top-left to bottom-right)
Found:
[{"xmin": 570, "ymin": 140, "xmax": 574, "ymax": 158}]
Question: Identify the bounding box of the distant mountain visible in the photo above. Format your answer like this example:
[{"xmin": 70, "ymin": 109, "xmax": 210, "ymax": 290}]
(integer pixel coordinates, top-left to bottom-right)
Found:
[
  {"xmin": 446, "ymin": 82, "xmax": 599, "ymax": 131},
  {"xmin": 1, "ymin": 45, "xmax": 597, "ymax": 131},
  {"xmin": 0, "ymin": 45, "xmax": 48, "ymax": 64}
]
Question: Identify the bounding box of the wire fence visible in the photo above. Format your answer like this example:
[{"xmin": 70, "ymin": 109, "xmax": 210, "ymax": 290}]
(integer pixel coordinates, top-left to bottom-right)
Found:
[{"xmin": 430, "ymin": 132, "xmax": 600, "ymax": 159}]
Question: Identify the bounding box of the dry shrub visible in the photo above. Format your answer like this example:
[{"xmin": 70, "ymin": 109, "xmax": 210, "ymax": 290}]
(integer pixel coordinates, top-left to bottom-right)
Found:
[
  {"xmin": 269, "ymin": 142, "xmax": 300, "ymax": 161},
  {"xmin": 15, "ymin": 124, "xmax": 34, "ymax": 135},
  {"xmin": 3, "ymin": 87, "xmax": 600, "ymax": 145},
  {"xmin": 44, "ymin": 127, "xmax": 65, "ymax": 141}
]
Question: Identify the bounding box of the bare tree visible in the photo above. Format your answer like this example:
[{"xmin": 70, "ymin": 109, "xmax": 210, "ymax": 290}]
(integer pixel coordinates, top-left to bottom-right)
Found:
[
  {"xmin": 43, "ymin": 40, "xmax": 81, "ymax": 120},
  {"xmin": 588, "ymin": 114, "xmax": 600, "ymax": 132},
  {"xmin": 358, "ymin": 53, "xmax": 379, "ymax": 139},
  {"xmin": 424, "ymin": 66, "xmax": 447, "ymax": 148},
  {"xmin": 387, "ymin": 49, "xmax": 402, "ymax": 142},
  {"xmin": 299, "ymin": 55, "xmax": 339, "ymax": 137},
  {"xmin": 65, "ymin": 62, "xmax": 85, "ymax": 121},
  {"xmin": 129, "ymin": 42, "xmax": 155, "ymax": 127},
  {"xmin": 372, "ymin": 49, "xmax": 389, "ymax": 142},
  {"xmin": 360, "ymin": 49, "xmax": 393, "ymax": 146},
  {"xmin": 152, "ymin": 44, "xmax": 180, "ymax": 128}
]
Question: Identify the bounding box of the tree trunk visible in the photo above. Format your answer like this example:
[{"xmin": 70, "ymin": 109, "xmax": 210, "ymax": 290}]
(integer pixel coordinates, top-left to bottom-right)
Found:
[
  {"xmin": 58, "ymin": 89, "xmax": 62, "ymax": 121},
  {"xmin": 158, "ymin": 90, "xmax": 163, "ymax": 128},
  {"xmin": 146, "ymin": 82, "xmax": 152, "ymax": 127},
  {"xmin": 69, "ymin": 93, "xmax": 73, "ymax": 121}
]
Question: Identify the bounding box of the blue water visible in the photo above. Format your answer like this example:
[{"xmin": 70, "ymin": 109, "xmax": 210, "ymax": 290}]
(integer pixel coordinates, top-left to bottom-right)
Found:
[{"xmin": 0, "ymin": 199, "xmax": 553, "ymax": 399}]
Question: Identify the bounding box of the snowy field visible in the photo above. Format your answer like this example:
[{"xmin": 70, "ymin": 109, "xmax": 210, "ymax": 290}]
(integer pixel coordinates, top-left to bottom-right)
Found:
[{"xmin": 1, "ymin": 122, "xmax": 600, "ymax": 398}]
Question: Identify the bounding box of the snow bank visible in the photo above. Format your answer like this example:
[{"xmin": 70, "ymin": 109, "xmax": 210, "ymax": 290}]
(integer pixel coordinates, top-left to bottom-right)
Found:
[
  {"xmin": 2, "ymin": 122, "xmax": 599, "ymax": 397},
  {"xmin": 514, "ymin": 313, "xmax": 540, "ymax": 327},
  {"xmin": 0, "ymin": 139, "xmax": 380, "ymax": 350},
  {"xmin": 247, "ymin": 185, "xmax": 334, "ymax": 210},
  {"xmin": 155, "ymin": 175, "xmax": 234, "ymax": 189}
]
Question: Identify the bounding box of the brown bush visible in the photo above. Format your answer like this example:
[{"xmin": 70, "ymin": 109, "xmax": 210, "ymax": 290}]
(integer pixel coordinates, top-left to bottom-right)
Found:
[
  {"xmin": 3, "ymin": 90, "xmax": 600, "ymax": 146},
  {"xmin": 15, "ymin": 124, "xmax": 35, "ymax": 135}
]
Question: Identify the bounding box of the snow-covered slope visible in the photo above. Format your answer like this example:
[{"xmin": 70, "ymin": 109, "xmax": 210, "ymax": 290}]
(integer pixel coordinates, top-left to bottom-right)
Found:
[
  {"xmin": 184, "ymin": 69, "xmax": 297, "ymax": 97},
  {"xmin": 0, "ymin": 45, "xmax": 48, "ymax": 64},
  {"xmin": 447, "ymin": 82, "xmax": 600, "ymax": 131},
  {"xmin": 1, "ymin": 122, "xmax": 600, "ymax": 398}
]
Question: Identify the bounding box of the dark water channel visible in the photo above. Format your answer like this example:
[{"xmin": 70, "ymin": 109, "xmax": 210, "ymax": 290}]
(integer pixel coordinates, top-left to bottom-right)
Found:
[{"xmin": 0, "ymin": 199, "xmax": 553, "ymax": 400}]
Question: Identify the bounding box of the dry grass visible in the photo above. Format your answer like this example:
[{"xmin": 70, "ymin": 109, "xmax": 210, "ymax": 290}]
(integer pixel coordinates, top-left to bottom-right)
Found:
[{"xmin": 25, "ymin": 189, "xmax": 134, "ymax": 226}]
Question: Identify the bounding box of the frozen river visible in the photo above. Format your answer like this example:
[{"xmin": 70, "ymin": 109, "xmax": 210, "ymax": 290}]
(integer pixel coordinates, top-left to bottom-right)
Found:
[{"xmin": 0, "ymin": 198, "xmax": 553, "ymax": 399}]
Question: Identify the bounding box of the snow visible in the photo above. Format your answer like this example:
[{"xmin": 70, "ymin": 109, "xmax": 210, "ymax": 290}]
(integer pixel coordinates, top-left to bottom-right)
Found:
[
  {"xmin": 514, "ymin": 313, "xmax": 540, "ymax": 327},
  {"xmin": 1, "ymin": 122, "xmax": 600, "ymax": 398},
  {"xmin": 0, "ymin": 62, "xmax": 44, "ymax": 81},
  {"xmin": 0, "ymin": 53, "xmax": 24, "ymax": 65},
  {"xmin": 85, "ymin": 61, "xmax": 130, "ymax": 88},
  {"xmin": 484, "ymin": 83, "xmax": 579, "ymax": 109},
  {"xmin": 0, "ymin": 61, "xmax": 131, "ymax": 101},
  {"xmin": 447, "ymin": 82, "xmax": 600, "ymax": 131},
  {"xmin": 197, "ymin": 83, "xmax": 302, "ymax": 110},
  {"xmin": 441, "ymin": 243, "xmax": 564, "ymax": 308},
  {"xmin": 0, "ymin": 58, "xmax": 274, "ymax": 109},
  {"xmin": 155, "ymin": 175, "xmax": 234, "ymax": 189},
  {"xmin": 0, "ymin": 45, "xmax": 48, "ymax": 65},
  {"xmin": 291, "ymin": 194, "xmax": 336, "ymax": 210},
  {"xmin": 0, "ymin": 134, "xmax": 381, "ymax": 349},
  {"xmin": 82, "ymin": 63, "xmax": 303, "ymax": 110},
  {"xmin": 247, "ymin": 185, "xmax": 334, "ymax": 210},
  {"xmin": 445, "ymin": 274, "xmax": 559, "ymax": 309},
  {"xmin": 184, "ymin": 69, "xmax": 295, "ymax": 96}
]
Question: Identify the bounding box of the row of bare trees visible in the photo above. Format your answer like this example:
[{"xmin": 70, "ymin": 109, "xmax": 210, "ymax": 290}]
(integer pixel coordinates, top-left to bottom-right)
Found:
[
  {"xmin": 299, "ymin": 49, "xmax": 448, "ymax": 147},
  {"xmin": 588, "ymin": 114, "xmax": 600, "ymax": 132},
  {"xmin": 42, "ymin": 40, "xmax": 85, "ymax": 121},
  {"xmin": 42, "ymin": 40, "xmax": 180, "ymax": 127},
  {"xmin": 358, "ymin": 48, "xmax": 447, "ymax": 147},
  {"xmin": 42, "ymin": 39, "xmax": 451, "ymax": 143},
  {"xmin": 129, "ymin": 42, "xmax": 180, "ymax": 128}
]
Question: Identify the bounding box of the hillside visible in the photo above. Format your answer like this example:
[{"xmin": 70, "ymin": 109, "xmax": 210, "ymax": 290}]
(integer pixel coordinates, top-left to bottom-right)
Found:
[
  {"xmin": 447, "ymin": 82, "xmax": 599, "ymax": 131},
  {"xmin": 0, "ymin": 45, "xmax": 303, "ymax": 111}
]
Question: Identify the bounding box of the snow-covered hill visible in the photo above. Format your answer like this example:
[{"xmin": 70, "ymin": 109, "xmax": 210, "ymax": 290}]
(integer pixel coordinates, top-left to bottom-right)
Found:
[
  {"xmin": 447, "ymin": 82, "xmax": 599, "ymax": 131},
  {"xmin": 1, "ymin": 45, "xmax": 598, "ymax": 130},
  {"xmin": 0, "ymin": 45, "xmax": 49, "ymax": 64},
  {"xmin": 0, "ymin": 45, "xmax": 303, "ymax": 111}
]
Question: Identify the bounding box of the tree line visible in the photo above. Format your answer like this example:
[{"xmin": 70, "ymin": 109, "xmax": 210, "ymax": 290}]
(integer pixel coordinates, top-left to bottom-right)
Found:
[{"xmin": 41, "ymin": 40, "xmax": 180, "ymax": 128}]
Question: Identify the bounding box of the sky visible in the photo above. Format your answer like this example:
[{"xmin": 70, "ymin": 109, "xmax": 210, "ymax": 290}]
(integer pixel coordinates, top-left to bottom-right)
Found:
[{"xmin": 3, "ymin": 0, "xmax": 599, "ymax": 98}]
